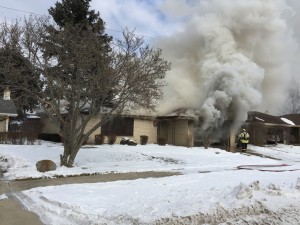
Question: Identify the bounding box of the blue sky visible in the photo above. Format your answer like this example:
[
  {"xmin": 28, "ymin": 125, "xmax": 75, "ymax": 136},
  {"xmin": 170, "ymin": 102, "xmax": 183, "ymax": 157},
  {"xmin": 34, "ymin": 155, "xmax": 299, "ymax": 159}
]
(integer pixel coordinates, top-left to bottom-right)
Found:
[
  {"xmin": 1, "ymin": 0, "xmax": 300, "ymax": 39},
  {"xmin": 2, "ymin": 0, "xmax": 299, "ymax": 42},
  {"xmin": 0, "ymin": 0, "xmax": 187, "ymax": 40}
]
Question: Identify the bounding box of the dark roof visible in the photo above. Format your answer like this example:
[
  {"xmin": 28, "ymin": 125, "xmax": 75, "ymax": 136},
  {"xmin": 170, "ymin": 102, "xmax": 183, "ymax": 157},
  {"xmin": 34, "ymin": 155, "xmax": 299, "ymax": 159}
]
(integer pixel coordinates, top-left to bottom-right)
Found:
[
  {"xmin": 0, "ymin": 99, "xmax": 18, "ymax": 116},
  {"xmin": 280, "ymin": 114, "xmax": 300, "ymax": 125},
  {"xmin": 247, "ymin": 111, "xmax": 290, "ymax": 125},
  {"xmin": 157, "ymin": 108, "xmax": 196, "ymax": 120}
]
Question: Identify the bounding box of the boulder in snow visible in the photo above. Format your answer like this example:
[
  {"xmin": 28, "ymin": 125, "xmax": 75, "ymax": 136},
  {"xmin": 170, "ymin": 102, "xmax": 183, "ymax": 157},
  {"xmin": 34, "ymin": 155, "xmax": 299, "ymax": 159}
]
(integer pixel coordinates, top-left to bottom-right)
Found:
[{"xmin": 36, "ymin": 160, "xmax": 57, "ymax": 172}]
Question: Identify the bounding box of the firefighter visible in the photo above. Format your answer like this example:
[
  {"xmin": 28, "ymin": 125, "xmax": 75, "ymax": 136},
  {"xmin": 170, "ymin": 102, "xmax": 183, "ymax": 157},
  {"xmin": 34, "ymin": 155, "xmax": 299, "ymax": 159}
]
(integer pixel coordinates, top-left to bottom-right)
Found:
[{"xmin": 238, "ymin": 128, "xmax": 249, "ymax": 151}]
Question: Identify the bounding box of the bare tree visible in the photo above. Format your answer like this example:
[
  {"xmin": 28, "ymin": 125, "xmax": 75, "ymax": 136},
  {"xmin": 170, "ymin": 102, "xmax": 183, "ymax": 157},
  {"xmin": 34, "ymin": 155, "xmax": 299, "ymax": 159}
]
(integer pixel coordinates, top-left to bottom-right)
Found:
[
  {"xmin": 0, "ymin": 17, "xmax": 170, "ymax": 167},
  {"xmin": 284, "ymin": 81, "xmax": 300, "ymax": 114}
]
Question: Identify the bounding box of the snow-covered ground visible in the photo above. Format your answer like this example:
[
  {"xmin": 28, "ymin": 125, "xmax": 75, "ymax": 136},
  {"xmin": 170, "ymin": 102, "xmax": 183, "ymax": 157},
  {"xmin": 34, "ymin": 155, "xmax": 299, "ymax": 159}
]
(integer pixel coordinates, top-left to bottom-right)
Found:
[{"xmin": 0, "ymin": 142, "xmax": 299, "ymax": 225}]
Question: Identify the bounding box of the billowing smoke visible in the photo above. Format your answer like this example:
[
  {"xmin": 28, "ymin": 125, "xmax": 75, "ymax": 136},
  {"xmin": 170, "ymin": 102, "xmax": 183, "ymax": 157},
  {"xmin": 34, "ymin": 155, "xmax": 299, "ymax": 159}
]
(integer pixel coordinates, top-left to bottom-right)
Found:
[{"xmin": 156, "ymin": 0, "xmax": 296, "ymax": 134}]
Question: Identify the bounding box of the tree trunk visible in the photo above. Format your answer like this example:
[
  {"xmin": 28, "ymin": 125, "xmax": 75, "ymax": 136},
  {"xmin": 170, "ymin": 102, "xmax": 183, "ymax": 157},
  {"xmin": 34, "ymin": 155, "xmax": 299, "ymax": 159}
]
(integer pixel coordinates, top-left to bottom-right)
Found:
[{"xmin": 60, "ymin": 140, "xmax": 81, "ymax": 167}]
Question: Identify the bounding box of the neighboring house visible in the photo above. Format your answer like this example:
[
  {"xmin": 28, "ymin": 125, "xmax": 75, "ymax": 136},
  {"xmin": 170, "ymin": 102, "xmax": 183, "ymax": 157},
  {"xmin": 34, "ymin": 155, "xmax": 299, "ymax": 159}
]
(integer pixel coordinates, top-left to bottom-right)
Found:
[
  {"xmin": 0, "ymin": 88, "xmax": 18, "ymax": 132},
  {"xmin": 243, "ymin": 111, "xmax": 300, "ymax": 146},
  {"xmin": 278, "ymin": 114, "xmax": 300, "ymax": 144}
]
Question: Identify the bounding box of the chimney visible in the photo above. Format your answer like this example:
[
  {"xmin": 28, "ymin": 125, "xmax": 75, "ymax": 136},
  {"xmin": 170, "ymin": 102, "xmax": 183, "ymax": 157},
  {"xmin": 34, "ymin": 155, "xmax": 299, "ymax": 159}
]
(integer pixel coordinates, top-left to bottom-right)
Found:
[{"xmin": 3, "ymin": 87, "xmax": 10, "ymax": 100}]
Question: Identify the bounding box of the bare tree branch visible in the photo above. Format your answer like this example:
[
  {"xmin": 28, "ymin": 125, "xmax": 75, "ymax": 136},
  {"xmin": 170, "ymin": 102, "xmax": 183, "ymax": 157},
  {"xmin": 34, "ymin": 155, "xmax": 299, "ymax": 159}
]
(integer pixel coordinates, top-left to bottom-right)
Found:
[{"xmin": 0, "ymin": 17, "xmax": 170, "ymax": 167}]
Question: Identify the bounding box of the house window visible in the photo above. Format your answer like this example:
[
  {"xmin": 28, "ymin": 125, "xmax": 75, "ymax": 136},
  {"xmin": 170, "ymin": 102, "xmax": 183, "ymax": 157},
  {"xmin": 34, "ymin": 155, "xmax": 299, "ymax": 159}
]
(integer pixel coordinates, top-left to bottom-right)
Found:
[{"xmin": 101, "ymin": 117, "xmax": 134, "ymax": 136}]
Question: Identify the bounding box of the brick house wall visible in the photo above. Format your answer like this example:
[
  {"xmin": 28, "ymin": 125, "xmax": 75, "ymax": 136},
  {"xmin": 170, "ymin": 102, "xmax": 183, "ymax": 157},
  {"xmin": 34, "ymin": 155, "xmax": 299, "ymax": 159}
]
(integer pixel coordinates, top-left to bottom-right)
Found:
[
  {"xmin": 84, "ymin": 114, "xmax": 101, "ymax": 144},
  {"xmin": 42, "ymin": 114, "xmax": 157, "ymax": 145},
  {"xmin": 133, "ymin": 119, "xmax": 157, "ymax": 144},
  {"xmin": 99, "ymin": 118, "xmax": 157, "ymax": 145}
]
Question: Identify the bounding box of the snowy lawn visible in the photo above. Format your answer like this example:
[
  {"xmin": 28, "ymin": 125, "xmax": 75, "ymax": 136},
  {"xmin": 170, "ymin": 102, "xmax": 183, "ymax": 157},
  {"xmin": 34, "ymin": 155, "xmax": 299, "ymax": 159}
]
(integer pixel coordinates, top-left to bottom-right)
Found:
[{"xmin": 0, "ymin": 142, "xmax": 300, "ymax": 224}]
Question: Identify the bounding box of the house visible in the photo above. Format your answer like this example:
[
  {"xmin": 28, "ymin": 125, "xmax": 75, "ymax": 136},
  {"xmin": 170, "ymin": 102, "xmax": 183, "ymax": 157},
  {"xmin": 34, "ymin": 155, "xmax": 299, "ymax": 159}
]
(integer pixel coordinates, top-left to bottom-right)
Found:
[
  {"xmin": 40, "ymin": 104, "xmax": 300, "ymax": 147},
  {"xmin": 278, "ymin": 114, "xmax": 300, "ymax": 144},
  {"xmin": 40, "ymin": 112, "xmax": 158, "ymax": 145},
  {"xmin": 98, "ymin": 114, "xmax": 157, "ymax": 144},
  {"xmin": 40, "ymin": 106, "xmax": 196, "ymax": 145},
  {"xmin": 243, "ymin": 111, "xmax": 300, "ymax": 146},
  {"xmin": 0, "ymin": 88, "xmax": 18, "ymax": 132}
]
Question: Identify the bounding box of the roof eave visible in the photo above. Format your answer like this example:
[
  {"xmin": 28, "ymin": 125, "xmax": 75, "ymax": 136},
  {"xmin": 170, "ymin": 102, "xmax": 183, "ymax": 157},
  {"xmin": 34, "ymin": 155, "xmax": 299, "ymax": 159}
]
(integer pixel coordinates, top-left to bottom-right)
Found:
[{"xmin": 0, "ymin": 113, "xmax": 18, "ymax": 117}]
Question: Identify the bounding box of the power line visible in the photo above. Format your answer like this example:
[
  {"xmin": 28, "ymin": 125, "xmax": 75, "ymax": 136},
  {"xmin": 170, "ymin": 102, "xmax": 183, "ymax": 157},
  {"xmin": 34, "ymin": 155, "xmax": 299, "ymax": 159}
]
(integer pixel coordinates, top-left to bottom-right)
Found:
[
  {"xmin": 0, "ymin": 5, "xmax": 43, "ymax": 16},
  {"xmin": 0, "ymin": 4, "xmax": 154, "ymax": 39},
  {"xmin": 106, "ymin": 28, "xmax": 154, "ymax": 39}
]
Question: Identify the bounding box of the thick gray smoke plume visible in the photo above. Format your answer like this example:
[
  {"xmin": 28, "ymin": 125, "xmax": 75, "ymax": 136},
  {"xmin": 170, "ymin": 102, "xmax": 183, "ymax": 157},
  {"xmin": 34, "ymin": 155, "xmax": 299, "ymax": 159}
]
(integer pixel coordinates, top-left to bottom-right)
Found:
[{"xmin": 156, "ymin": 0, "xmax": 296, "ymax": 133}]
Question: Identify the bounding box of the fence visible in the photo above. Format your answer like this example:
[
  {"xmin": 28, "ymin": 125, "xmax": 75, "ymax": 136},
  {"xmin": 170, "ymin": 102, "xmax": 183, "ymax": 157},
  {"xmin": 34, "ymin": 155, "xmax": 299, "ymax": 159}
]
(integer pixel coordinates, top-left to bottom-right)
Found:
[{"xmin": 0, "ymin": 131, "xmax": 38, "ymax": 145}]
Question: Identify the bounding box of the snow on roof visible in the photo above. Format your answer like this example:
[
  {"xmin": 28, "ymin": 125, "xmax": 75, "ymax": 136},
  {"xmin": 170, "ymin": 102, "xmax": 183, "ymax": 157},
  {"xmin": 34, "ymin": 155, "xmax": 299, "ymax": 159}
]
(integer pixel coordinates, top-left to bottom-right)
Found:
[
  {"xmin": 27, "ymin": 115, "xmax": 41, "ymax": 119},
  {"xmin": 9, "ymin": 120, "xmax": 22, "ymax": 125},
  {"xmin": 249, "ymin": 111, "xmax": 290, "ymax": 125},
  {"xmin": 280, "ymin": 117, "xmax": 295, "ymax": 125},
  {"xmin": 255, "ymin": 117, "xmax": 264, "ymax": 121}
]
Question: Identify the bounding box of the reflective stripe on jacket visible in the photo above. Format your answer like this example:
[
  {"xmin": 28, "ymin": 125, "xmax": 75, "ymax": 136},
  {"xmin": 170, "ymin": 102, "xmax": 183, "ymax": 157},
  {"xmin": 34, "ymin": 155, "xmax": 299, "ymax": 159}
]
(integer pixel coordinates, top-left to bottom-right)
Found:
[{"xmin": 238, "ymin": 132, "xmax": 249, "ymax": 144}]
